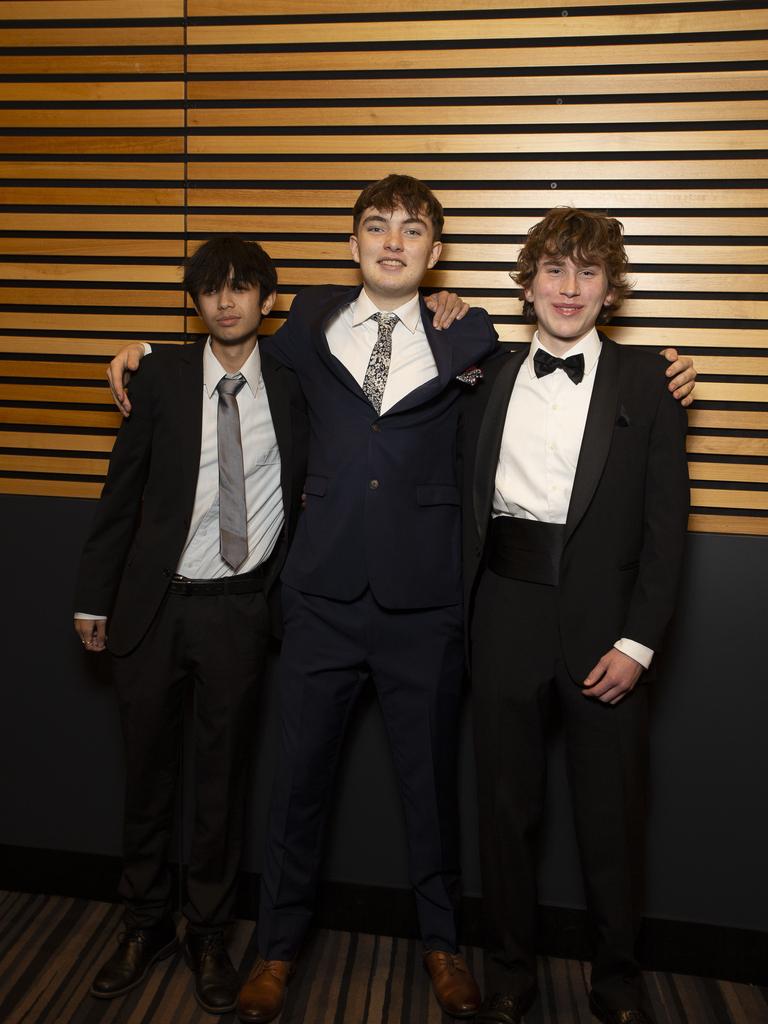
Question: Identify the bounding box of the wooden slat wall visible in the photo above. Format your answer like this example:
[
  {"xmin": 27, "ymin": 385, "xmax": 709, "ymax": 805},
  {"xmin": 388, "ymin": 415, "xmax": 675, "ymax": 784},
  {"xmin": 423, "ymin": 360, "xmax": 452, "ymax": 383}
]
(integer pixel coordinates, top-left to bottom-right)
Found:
[{"xmin": 0, "ymin": 0, "xmax": 766, "ymax": 535}]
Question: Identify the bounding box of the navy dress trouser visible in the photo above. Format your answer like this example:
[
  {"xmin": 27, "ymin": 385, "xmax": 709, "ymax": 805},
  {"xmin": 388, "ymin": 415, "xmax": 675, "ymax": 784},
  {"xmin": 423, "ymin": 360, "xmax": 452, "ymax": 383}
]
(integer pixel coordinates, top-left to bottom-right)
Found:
[{"xmin": 258, "ymin": 584, "xmax": 465, "ymax": 958}]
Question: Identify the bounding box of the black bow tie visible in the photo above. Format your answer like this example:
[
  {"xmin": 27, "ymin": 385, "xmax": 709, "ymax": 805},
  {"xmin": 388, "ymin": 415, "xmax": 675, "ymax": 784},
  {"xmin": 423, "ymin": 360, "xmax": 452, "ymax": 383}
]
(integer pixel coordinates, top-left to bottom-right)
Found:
[{"xmin": 533, "ymin": 348, "xmax": 585, "ymax": 384}]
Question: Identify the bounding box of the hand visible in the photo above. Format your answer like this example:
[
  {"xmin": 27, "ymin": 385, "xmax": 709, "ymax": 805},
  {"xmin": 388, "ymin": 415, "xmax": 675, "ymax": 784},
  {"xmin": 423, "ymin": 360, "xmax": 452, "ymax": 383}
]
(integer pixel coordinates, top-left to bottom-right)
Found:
[
  {"xmin": 660, "ymin": 348, "xmax": 696, "ymax": 407},
  {"xmin": 74, "ymin": 617, "xmax": 107, "ymax": 652},
  {"xmin": 107, "ymin": 343, "xmax": 146, "ymax": 417},
  {"xmin": 424, "ymin": 290, "xmax": 470, "ymax": 331},
  {"xmin": 582, "ymin": 648, "xmax": 643, "ymax": 705}
]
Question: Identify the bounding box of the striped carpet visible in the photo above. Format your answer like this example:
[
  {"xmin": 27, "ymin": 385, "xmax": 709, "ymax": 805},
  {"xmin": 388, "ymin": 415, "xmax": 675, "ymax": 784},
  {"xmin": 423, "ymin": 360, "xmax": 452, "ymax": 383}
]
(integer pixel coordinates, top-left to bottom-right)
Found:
[{"xmin": 1, "ymin": 891, "xmax": 767, "ymax": 1023}]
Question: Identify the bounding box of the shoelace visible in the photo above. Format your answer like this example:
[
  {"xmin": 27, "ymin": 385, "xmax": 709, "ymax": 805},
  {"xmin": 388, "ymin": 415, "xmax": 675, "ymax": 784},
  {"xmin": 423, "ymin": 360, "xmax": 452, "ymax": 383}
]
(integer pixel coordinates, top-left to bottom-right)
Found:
[
  {"xmin": 430, "ymin": 952, "xmax": 468, "ymax": 975},
  {"xmin": 254, "ymin": 959, "xmax": 288, "ymax": 979}
]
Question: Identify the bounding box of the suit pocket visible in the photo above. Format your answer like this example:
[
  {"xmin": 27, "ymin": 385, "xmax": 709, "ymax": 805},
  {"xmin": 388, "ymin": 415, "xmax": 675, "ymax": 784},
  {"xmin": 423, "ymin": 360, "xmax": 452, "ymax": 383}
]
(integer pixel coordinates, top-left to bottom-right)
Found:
[
  {"xmin": 416, "ymin": 484, "xmax": 460, "ymax": 506},
  {"xmin": 303, "ymin": 475, "xmax": 327, "ymax": 497}
]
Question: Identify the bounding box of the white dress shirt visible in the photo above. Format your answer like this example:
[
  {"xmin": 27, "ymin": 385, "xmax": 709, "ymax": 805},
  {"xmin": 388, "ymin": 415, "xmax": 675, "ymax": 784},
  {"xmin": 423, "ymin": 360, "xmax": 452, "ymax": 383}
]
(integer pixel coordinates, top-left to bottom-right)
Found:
[
  {"xmin": 325, "ymin": 288, "xmax": 437, "ymax": 414},
  {"xmin": 77, "ymin": 338, "xmax": 283, "ymax": 617},
  {"xmin": 493, "ymin": 328, "xmax": 653, "ymax": 669}
]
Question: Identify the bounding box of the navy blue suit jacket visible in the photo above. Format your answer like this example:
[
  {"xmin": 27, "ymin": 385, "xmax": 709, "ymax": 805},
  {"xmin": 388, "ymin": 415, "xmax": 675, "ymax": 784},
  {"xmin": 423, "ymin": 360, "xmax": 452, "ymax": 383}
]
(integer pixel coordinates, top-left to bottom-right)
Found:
[{"xmin": 262, "ymin": 284, "xmax": 498, "ymax": 609}]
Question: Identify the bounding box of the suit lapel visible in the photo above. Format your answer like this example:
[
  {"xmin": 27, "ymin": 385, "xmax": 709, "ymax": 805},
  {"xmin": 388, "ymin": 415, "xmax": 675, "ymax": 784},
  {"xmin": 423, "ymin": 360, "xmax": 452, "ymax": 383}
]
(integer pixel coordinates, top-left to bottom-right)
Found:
[
  {"xmin": 473, "ymin": 347, "xmax": 528, "ymax": 543},
  {"xmin": 260, "ymin": 349, "xmax": 294, "ymax": 524},
  {"xmin": 176, "ymin": 340, "xmax": 206, "ymax": 516},
  {"xmin": 564, "ymin": 334, "xmax": 620, "ymax": 545},
  {"xmin": 315, "ymin": 284, "xmax": 371, "ymax": 402}
]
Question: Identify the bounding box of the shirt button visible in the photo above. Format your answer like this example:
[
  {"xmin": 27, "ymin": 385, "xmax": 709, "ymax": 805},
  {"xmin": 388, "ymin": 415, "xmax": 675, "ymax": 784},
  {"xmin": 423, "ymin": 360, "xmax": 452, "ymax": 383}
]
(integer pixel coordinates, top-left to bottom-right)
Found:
[{"xmin": 369, "ymin": 479, "xmax": 379, "ymax": 490}]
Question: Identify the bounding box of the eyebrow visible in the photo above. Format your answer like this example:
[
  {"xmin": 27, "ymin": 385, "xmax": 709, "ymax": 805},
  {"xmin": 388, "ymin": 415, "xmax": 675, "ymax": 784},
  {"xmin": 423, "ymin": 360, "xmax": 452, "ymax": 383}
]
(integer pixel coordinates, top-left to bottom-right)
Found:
[{"xmin": 361, "ymin": 213, "xmax": 428, "ymax": 228}]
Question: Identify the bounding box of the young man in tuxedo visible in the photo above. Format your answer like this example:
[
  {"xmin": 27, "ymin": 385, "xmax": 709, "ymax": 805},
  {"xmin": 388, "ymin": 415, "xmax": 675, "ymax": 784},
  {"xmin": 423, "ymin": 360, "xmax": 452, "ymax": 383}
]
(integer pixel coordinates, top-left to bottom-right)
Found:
[
  {"xmin": 461, "ymin": 209, "xmax": 690, "ymax": 1024},
  {"xmin": 73, "ymin": 238, "xmax": 307, "ymax": 1015},
  {"xmin": 105, "ymin": 182, "xmax": 696, "ymax": 1023}
]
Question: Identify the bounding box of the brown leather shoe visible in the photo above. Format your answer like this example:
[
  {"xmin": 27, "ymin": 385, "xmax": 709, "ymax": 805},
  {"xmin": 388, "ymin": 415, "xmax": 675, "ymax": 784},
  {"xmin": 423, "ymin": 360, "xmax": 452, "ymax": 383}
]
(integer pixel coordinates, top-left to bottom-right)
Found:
[
  {"xmin": 423, "ymin": 950, "xmax": 481, "ymax": 1019},
  {"xmin": 238, "ymin": 958, "xmax": 293, "ymax": 1023}
]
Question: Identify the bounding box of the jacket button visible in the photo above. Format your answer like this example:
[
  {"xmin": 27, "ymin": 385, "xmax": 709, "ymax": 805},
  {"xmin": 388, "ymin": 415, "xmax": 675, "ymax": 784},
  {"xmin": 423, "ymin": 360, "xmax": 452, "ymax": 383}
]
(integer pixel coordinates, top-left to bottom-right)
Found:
[
  {"xmin": 369, "ymin": 479, "xmax": 379, "ymax": 490},
  {"xmin": 371, "ymin": 423, "xmax": 381, "ymax": 432}
]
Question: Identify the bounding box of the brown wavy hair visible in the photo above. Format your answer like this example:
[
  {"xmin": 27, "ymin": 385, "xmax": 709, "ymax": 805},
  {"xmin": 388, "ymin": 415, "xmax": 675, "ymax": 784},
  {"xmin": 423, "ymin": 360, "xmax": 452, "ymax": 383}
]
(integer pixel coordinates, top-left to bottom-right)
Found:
[
  {"xmin": 352, "ymin": 174, "xmax": 444, "ymax": 240},
  {"xmin": 513, "ymin": 207, "xmax": 632, "ymax": 323}
]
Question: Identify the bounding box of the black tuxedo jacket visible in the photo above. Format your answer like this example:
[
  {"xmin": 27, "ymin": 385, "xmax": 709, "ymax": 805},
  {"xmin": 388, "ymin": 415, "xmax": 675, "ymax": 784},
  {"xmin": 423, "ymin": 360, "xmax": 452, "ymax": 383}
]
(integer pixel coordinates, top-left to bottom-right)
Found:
[
  {"xmin": 74, "ymin": 339, "xmax": 308, "ymax": 656},
  {"xmin": 462, "ymin": 335, "xmax": 689, "ymax": 681},
  {"xmin": 262, "ymin": 284, "xmax": 498, "ymax": 609}
]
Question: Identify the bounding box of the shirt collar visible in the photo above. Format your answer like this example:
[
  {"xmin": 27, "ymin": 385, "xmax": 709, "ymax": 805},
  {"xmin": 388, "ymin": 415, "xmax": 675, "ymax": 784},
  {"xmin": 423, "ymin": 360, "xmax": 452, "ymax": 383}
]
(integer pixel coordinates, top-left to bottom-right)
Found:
[
  {"xmin": 350, "ymin": 288, "xmax": 422, "ymax": 334},
  {"xmin": 525, "ymin": 327, "xmax": 602, "ymax": 380},
  {"xmin": 203, "ymin": 337, "xmax": 262, "ymax": 398}
]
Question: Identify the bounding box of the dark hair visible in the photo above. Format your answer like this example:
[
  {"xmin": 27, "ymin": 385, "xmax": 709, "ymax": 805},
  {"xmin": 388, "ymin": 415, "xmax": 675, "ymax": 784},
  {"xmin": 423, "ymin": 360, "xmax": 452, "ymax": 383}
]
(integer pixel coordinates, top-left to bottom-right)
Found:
[
  {"xmin": 352, "ymin": 174, "xmax": 444, "ymax": 240},
  {"xmin": 513, "ymin": 208, "xmax": 632, "ymax": 323},
  {"xmin": 183, "ymin": 236, "xmax": 277, "ymax": 304}
]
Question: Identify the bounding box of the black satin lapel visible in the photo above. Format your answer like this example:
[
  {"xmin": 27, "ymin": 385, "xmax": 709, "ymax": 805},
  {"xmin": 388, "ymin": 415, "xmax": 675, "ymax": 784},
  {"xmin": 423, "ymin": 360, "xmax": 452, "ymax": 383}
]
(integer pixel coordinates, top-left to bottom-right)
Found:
[
  {"xmin": 473, "ymin": 349, "xmax": 527, "ymax": 542},
  {"xmin": 564, "ymin": 338, "xmax": 620, "ymax": 544},
  {"xmin": 178, "ymin": 343, "xmax": 205, "ymax": 514}
]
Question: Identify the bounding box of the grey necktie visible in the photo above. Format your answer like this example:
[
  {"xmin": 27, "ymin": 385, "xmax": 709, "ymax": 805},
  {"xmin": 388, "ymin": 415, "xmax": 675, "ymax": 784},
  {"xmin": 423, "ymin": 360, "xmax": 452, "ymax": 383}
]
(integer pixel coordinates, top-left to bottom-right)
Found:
[
  {"xmin": 363, "ymin": 312, "xmax": 398, "ymax": 414},
  {"xmin": 216, "ymin": 374, "xmax": 248, "ymax": 570}
]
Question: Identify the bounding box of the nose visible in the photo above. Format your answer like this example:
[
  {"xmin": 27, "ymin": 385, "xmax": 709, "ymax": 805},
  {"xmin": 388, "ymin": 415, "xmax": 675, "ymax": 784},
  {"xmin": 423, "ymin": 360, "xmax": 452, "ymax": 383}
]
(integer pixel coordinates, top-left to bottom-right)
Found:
[
  {"xmin": 384, "ymin": 231, "xmax": 403, "ymax": 251},
  {"xmin": 559, "ymin": 271, "xmax": 579, "ymax": 296},
  {"xmin": 218, "ymin": 287, "xmax": 235, "ymax": 308}
]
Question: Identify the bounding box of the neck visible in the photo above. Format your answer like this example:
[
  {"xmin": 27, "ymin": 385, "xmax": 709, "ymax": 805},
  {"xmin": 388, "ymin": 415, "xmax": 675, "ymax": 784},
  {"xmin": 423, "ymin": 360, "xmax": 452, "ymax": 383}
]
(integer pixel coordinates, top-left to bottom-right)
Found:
[
  {"xmin": 537, "ymin": 329, "xmax": 593, "ymax": 359},
  {"xmin": 362, "ymin": 284, "xmax": 418, "ymax": 312},
  {"xmin": 210, "ymin": 335, "xmax": 258, "ymax": 373}
]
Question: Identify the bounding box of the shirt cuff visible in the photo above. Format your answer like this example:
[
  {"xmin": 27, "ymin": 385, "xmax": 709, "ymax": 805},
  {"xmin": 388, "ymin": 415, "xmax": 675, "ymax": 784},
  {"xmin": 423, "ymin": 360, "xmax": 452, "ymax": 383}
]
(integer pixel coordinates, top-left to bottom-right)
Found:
[
  {"xmin": 614, "ymin": 637, "xmax": 654, "ymax": 670},
  {"xmin": 74, "ymin": 613, "xmax": 107, "ymax": 620},
  {"xmin": 142, "ymin": 342, "xmax": 152, "ymax": 356}
]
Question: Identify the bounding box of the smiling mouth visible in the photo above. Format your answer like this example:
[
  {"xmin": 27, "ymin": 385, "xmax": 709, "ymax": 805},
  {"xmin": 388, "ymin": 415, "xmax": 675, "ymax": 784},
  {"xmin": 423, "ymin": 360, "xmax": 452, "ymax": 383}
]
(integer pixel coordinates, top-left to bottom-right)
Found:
[
  {"xmin": 217, "ymin": 317, "xmax": 239, "ymax": 325},
  {"xmin": 378, "ymin": 259, "xmax": 405, "ymax": 268},
  {"xmin": 553, "ymin": 305, "xmax": 583, "ymax": 315}
]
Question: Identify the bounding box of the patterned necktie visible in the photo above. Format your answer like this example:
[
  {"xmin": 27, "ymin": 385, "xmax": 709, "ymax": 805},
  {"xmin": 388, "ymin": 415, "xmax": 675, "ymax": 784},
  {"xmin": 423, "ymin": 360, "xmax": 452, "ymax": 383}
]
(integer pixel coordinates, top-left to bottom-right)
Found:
[
  {"xmin": 216, "ymin": 374, "xmax": 248, "ymax": 570},
  {"xmin": 363, "ymin": 312, "xmax": 398, "ymax": 414},
  {"xmin": 533, "ymin": 348, "xmax": 585, "ymax": 384}
]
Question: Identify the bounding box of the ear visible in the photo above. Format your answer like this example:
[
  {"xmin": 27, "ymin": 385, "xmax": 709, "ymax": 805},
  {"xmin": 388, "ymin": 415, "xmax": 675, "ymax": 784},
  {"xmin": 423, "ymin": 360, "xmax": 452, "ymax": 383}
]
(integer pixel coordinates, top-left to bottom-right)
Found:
[
  {"xmin": 603, "ymin": 288, "xmax": 615, "ymax": 309},
  {"xmin": 261, "ymin": 289, "xmax": 277, "ymax": 317},
  {"xmin": 349, "ymin": 234, "xmax": 361, "ymax": 265},
  {"xmin": 523, "ymin": 286, "xmax": 534, "ymax": 306},
  {"xmin": 427, "ymin": 239, "xmax": 442, "ymax": 270}
]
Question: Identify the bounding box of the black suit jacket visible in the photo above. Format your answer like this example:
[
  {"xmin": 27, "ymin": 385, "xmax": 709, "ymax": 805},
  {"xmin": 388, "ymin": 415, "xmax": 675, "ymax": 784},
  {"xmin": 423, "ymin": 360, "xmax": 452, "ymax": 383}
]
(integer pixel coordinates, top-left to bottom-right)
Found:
[
  {"xmin": 74, "ymin": 339, "xmax": 308, "ymax": 656},
  {"xmin": 462, "ymin": 335, "xmax": 689, "ymax": 681},
  {"xmin": 261, "ymin": 284, "xmax": 498, "ymax": 609}
]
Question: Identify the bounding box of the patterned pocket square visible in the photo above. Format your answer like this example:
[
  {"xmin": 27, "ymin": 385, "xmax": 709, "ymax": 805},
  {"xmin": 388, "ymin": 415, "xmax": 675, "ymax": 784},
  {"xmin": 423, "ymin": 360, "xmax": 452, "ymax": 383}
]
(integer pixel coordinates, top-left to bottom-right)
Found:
[{"xmin": 456, "ymin": 365, "xmax": 484, "ymax": 386}]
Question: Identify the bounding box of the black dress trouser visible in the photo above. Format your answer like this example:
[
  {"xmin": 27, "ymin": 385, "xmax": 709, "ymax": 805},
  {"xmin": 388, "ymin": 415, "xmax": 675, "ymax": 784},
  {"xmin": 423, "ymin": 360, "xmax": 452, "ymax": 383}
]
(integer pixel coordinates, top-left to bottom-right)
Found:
[
  {"xmin": 471, "ymin": 568, "xmax": 648, "ymax": 1009},
  {"xmin": 111, "ymin": 587, "xmax": 271, "ymax": 931}
]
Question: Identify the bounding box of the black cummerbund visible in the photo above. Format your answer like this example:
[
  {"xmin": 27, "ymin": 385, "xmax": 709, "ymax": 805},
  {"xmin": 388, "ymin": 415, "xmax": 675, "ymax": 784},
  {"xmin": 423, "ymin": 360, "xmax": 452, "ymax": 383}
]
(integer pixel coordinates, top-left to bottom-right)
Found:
[{"xmin": 488, "ymin": 516, "xmax": 564, "ymax": 587}]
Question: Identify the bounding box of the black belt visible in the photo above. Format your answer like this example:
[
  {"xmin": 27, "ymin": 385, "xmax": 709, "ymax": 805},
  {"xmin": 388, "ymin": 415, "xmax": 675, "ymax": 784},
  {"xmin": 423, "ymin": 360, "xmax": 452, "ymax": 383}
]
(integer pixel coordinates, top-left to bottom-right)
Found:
[
  {"xmin": 488, "ymin": 516, "xmax": 564, "ymax": 587},
  {"xmin": 168, "ymin": 564, "xmax": 270, "ymax": 597}
]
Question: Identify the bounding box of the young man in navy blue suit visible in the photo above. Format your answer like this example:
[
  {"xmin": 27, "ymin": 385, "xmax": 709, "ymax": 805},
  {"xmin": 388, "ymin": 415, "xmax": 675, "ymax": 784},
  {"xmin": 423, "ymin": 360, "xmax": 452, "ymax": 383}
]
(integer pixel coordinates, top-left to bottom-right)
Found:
[
  {"xmin": 107, "ymin": 182, "xmax": 696, "ymax": 1022},
  {"xmin": 462, "ymin": 210, "xmax": 690, "ymax": 1024}
]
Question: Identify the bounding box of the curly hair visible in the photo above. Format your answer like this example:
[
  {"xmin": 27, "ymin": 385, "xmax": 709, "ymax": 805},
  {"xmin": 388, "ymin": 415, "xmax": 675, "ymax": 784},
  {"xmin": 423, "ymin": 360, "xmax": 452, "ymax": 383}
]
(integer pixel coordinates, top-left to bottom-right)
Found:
[
  {"xmin": 513, "ymin": 208, "xmax": 632, "ymax": 323},
  {"xmin": 352, "ymin": 174, "xmax": 444, "ymax": 240}
]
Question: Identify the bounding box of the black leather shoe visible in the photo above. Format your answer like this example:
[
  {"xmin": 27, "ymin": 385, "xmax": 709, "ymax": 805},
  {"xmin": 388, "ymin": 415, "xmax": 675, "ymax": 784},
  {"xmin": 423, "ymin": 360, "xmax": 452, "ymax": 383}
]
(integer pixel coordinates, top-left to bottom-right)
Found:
[
  {"xmin": 90, "ymin": 919, "xmax": 178, "ymax": 998},
  {"xmin": 185, "ymin": 930, "xmax": 239, "ymax": 1014},
  {"xmin": 589, "ymin": 992, "xmax": 654, "ymax": 1024},
  {"xmin": 476, "ymin": 987, "xmax": 538, "ymax": 1023}
]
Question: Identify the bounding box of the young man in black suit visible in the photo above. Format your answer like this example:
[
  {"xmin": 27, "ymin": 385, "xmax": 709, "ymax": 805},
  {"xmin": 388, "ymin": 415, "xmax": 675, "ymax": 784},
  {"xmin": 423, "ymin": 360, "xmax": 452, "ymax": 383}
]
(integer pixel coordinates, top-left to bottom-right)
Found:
[
  {"xmin": 74, "ymin": 238, "xmax": 307, "ymax": 1015},
  {"xmin": 461, "ymin": 209, "xmax": 690, "ymax": 1024}
]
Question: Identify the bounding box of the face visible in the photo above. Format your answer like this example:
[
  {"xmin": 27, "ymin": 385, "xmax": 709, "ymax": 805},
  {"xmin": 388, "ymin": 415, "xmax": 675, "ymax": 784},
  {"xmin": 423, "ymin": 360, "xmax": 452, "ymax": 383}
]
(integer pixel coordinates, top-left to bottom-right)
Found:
[
  {"xmin": 195, "ymin": 276, "xmax": 275, "ymax": 348},
  {"xmin": 349, "ymin": 205, "xmax": 442, "ymax": 309},
  {"xmin": 523, "ymin": 254, "xmax": 614, "ymax": 355}
]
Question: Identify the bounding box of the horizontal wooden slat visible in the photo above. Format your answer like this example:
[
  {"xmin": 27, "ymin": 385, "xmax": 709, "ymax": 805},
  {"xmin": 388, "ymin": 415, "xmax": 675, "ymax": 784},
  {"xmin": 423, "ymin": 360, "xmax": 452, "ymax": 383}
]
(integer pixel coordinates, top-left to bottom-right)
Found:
[
  {"xmin": 687, "ymin": 410, "xmax": 768, "ymax": 431},
  {"xmin": 188, "ymin": 70, "xmax": 768, "ymax": 101},
  {"xmin": 688, "ymin": 463, "xmax": 768, "ymax": 484},
  {"xmin": 691, "ymin": 488, "xmax": 768, "ymax": 511},
  {"xmin": 691, "ymin": 357, "xmax": 768, "ymax": 376},
  {"xmin": 0, "ymin": 337, "xmax": 181, "ymax": 357},
  {"xmin": 0, "ymin": 407, "xmax": 123, "ymax": 429},
  {"xmin": 188, "ymin": 40, "xmax": 768, "ymax": 74},
  {"xmin": 0, "ymin": 188, "xmax": 184, "ymax": 207},
  {"xmin": 0, "ymin": 361, "xmax": 135, "ymax": 380},
  {"xmin": 0, "ymin": 383, "xmax": 114, "ymax": 405},
  {"xmin": 185, "ymin": 159, "xmax": 766, "ymax": 181},
  {"xmin": 0, "ymin": 265, "xmax": 180, "ymax": 284},
  {"xmin": 189, "ymin": 100, "xmax": 768, "ymax": 129},
  {"xmin": 601, "ymin": 327, "xmax": 768, "ymax": 351},
  {"xmin": 0, "ymin": 137, "xmax": 185, "ymax": 155},
  {"xmin": 0, "ymin": 110, "xmax": 185, "ymax": 129},
  {"xmin": 0, "ymin": 432, "xmax": 115, "ymax": 453},
  {"xmin": 0, "ymin": 83, "xmax": 185, "ymax": 102},
  {"xmin": 188, "ymin": 10, "xmax": 768, "ymax": 46},
  {"xmin": 687, "ymin": 437, "xmax": 768, "ymax": 457},
  {"xmin": 0, "ymin": 313, "xmax": 184, "ymax": 333},
  {"xmin": 0, "ymin": 56, "xmax": 184, "ymax": 74},
  {"xmin": 0, "ymin": 214, "xmax": 184, "ymax": 232},
  {"xmin": 182, "ymin": 206, "xmax": 768, "ymax": 239},
  {"xmin": 189, "ymin": 0, "xmax": 749, "ymax": 12},
  {"xmin": 0, "ymin": 162, "xmax": 185, "ymax": 181},
  {"xmin": 0, "ymin": 239, "xmax": 185, "ymax": 258},
  {"xmin": 0, "ymin": 289, "xmax": 184, "ymax": 310},
  {"xmin": 0, "ymin": 453, "xmax": 108, "ymax": 475},
  {"xmin": 681, "ymin": 383, "xmax": 768, "ymax": 403},
  {"xmin": 688, "ymin": 513, "xmax": 768, "ymax": 536},
  {"xmin": 1, "ymin": 26, "xmax": 184, "ymax": 46},
  {"xmin": 0, "ymin": 478, "xmax": 103, "ymax": 499},
  {"xmin": 187, "ymin": 131, "xmax": 768, "ymax": 156},
  {"xmin": 0, "ymin": 0, "xmax": 183, "ymax": 16}
]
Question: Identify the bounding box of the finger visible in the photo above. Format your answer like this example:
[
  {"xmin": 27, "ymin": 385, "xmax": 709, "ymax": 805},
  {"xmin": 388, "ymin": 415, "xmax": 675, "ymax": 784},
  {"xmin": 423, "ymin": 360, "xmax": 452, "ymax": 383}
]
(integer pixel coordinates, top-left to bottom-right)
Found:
[
  {"xmin": 681, "ymin": 393, "xmax": 694, "ymax": 408},
  {"xmin": 455, "ymin": 301, "xmax": 469, "ymax": 321},
  {"xmin": 582, "ymin": 663, "xmax": 606, "ymax": 689},
  {"xmin": 660, "ymin": 347, "xmax": 679, "ymax": 365}
]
